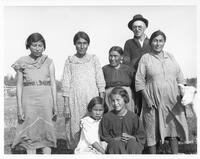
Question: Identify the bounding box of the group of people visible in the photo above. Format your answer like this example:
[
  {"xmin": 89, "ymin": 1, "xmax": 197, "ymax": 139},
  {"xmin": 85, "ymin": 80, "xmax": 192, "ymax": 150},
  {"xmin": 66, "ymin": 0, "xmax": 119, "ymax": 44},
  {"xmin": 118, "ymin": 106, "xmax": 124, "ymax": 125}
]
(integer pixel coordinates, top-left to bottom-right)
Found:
[{"xmin": 11, "ymin": 14, "xmax": 189, "ymax": 154}]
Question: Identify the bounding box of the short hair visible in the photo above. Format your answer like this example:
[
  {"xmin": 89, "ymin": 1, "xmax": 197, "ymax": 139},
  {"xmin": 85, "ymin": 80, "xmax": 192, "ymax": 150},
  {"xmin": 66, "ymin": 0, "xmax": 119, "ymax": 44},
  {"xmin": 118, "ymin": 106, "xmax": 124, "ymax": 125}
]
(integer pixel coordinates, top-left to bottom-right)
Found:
[
  {"xmin": 109, "ymin": 46, "xmax": 123, "ymax": 56},
  {"xmin": 25, "ymin": 33, "xmax": 46, "ymax": 50},
  {"xmin": 149, "ymin": 30, "xmax": 167, "ymax": 45},
  {"xmin": 73, "ymin": 31, "xmax": 90, "ymax": 45},
  {"xmin": 87, "ymin": 96, "xmax": 108, "ymax": 113},
  {"xmin": 110, "ymin": 86, "xmax": 129, "ymax": 103}
]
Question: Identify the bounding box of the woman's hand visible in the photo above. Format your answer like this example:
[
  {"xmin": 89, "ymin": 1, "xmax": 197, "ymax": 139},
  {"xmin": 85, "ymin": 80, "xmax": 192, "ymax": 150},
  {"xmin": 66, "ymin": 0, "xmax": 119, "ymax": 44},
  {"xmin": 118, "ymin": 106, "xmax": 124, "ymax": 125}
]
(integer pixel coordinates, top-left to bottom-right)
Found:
[
  {"xmin": 17, "ymin": 107, "xmax": 25, "ymax": 124},
  {"xmin": 121, "ymin": 133, "xmax": 135, "ymax": 143},
  {"xmin": 146, "ymin": 98, "xmax": 154, "ymax": 109},
  {"xmin": 141, "ymin": 90, "xmax": 155, "ymax": 109},
  {"xmin": 63, "ymin": 97, "xmax": 71, "ymax": 119},
  {"xmin": 63, "ymin": 105, "xmax": 71, "ymax": 119},
  {"xmin": 114, "ymin": 136, "xmax": 121, "ymax": 141},
  {"xmin": 52, "ymin": 106, "xmax": 58, "ymax": 122}
]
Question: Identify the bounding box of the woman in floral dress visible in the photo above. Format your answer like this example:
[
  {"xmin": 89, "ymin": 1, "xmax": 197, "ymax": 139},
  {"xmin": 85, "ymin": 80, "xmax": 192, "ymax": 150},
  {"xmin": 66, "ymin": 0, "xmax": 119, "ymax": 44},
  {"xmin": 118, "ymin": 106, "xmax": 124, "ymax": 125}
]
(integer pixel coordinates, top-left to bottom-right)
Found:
[{"xmin": 61, "ymin": 31, "xmax": 105, "ymax": 150}]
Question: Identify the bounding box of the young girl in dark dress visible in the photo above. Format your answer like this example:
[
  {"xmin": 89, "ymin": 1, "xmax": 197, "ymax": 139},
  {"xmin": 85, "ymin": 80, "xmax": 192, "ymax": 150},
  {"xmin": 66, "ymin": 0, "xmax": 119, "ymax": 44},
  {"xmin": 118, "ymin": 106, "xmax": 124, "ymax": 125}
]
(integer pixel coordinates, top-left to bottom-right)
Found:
[{"xmin": 99, "ymin": 87, "xmax": 146, "ymax": 154}]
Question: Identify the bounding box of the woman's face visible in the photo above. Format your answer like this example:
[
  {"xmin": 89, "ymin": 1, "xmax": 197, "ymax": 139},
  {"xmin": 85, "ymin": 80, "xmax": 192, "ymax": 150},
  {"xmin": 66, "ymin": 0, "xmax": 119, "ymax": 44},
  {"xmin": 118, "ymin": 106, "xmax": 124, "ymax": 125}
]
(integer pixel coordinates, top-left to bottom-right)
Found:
[
  {"xmin": 109, "ymin": 50, "xmax": 122, "ymax": 67},
  {"xmin": 151, "ymin": 35, "xmax": 165, "ymax": 53},
  {"xmin": 90, "ymin": 104, "xmax": 104, "ymax": 121},
  {"xmin": 75, "ymin": 38, "xmax": 89, "ymax": 56},
  {"xmin": 110, "ymin": 94, "xmax": 126, "ymax": 113},
  {"xmin": 29, "ymin": 41, "xmax": 44, "ymax": 57}
]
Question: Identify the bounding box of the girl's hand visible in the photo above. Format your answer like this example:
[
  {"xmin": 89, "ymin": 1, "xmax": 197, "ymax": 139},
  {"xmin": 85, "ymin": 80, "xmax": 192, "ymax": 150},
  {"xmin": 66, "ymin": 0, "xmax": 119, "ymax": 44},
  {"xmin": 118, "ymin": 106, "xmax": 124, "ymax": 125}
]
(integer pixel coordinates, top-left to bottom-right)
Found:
[
  {"xmin": 114, "ymin": 136, "xmax": 121, "ymax": 141},
  {"xmin": 17, "ymin": 108, "xmax": 25, "ymax": 124},
  {"xmin": 121, "ymin": 133, "xmax": 135, "ymax": 143},
  {"xmin": 63, "ymin": 105, "xmax": 71, "ymax": 119}
]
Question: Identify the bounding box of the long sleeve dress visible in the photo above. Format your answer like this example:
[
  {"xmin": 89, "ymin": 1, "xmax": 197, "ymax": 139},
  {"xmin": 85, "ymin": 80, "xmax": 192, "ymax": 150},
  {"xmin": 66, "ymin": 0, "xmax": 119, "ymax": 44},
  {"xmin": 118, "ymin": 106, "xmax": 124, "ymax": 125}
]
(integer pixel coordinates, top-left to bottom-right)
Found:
[
  {"xmin": 102, "ymin": 64, "xmax": 135, "ymax": 112},
  {"xmin": 61, "ymin": 54, "xmax": 105, "ymax": 149},
  {"xmin": 99, "ymin": 110, "xmax": 146, "ymax": 154},
  {"xmin": 75, "ymin": 116, "xmax": 107, "ymax": 154},
  {"xmin": 135, "ymin": 51, "xmax": 189, "ymax": 146},
  {"xmin": 11, "ymin": 55, "xmax": 57, "ymax": 150}
]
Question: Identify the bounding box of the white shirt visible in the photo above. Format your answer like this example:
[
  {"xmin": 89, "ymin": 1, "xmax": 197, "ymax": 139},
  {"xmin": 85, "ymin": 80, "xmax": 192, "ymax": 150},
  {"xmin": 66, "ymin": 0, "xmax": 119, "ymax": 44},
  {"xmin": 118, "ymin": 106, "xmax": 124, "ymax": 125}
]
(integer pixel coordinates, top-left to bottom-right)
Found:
[{"xmin": 138, "ymin": 35, "xmax": 147, "ymax": 47}]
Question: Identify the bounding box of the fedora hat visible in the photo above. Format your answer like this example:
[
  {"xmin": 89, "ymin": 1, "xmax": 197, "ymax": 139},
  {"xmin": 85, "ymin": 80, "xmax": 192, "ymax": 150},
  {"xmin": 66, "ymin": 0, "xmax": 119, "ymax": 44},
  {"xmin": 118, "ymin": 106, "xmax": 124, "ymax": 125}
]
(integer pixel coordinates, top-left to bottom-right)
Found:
[{"xmin": 128, "ymin": 14, "xmax": 148, "ymax": 30}]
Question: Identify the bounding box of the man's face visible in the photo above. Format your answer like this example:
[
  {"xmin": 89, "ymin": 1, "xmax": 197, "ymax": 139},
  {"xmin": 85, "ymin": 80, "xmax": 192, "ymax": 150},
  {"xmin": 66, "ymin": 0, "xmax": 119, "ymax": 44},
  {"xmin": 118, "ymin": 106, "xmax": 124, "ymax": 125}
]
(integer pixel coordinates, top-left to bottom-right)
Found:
[{"xmin": 132, "ymin": 20, "xmax": 147, "ymax": 38}]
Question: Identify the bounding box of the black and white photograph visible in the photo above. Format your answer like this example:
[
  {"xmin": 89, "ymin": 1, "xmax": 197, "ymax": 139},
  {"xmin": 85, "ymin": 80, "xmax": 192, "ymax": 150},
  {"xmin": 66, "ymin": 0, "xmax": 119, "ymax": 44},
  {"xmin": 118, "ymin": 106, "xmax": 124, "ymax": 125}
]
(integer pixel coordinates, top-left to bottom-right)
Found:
[{"xmin": 1, "ymin": 0, "xmax": 199, "ymax": 157}]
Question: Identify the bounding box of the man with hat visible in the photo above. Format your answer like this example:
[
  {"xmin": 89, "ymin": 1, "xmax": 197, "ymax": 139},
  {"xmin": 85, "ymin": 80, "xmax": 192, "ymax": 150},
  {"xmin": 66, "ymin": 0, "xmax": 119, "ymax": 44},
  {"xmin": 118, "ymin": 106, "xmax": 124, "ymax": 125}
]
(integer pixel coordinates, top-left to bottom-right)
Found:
[{"xmin": 123, "ymin": 14, "xmax": 151, "ymax": 116}]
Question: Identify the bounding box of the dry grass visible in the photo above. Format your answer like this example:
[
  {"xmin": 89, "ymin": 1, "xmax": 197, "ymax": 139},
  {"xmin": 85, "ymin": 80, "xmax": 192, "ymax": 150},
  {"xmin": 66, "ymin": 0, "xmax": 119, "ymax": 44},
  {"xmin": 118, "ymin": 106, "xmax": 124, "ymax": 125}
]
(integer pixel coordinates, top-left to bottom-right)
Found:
[{"xmin": 4, "ymin": 93, "xmax": 197, "ymax": 154}]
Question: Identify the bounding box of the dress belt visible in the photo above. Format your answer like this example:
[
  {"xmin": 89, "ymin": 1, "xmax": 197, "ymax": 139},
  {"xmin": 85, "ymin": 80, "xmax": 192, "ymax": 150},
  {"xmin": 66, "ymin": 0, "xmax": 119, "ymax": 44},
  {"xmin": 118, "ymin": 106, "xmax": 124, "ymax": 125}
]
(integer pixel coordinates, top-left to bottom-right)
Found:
[{"xmin": 23, "ymin": 81, "xmax": 51, "ymax": 86}]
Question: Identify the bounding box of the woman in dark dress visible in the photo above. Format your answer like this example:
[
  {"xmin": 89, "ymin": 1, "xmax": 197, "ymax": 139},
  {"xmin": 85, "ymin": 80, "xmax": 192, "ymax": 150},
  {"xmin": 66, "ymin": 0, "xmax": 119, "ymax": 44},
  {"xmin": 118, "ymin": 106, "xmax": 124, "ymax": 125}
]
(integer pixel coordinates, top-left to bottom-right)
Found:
[{"xmin": 102, "ymin": 46, "xmax": 135, "ymax": 112}]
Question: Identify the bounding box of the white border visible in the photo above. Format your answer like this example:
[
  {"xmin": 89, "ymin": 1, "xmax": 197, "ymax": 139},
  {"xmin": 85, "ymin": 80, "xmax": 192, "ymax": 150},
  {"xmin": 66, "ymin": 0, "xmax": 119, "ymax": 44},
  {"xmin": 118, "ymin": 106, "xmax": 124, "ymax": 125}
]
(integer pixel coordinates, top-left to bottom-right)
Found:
[{"xmin": 1, "ymin": 0, "xmax": 199, "ymax": 159}]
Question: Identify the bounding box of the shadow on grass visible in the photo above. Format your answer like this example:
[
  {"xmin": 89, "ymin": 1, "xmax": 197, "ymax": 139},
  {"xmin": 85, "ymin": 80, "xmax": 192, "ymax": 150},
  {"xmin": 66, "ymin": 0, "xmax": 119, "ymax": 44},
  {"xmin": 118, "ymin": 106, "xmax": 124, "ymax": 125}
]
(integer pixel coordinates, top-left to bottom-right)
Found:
[
  {"xmin": 11, "ymin": 139, "xmax": 74, "ymax": 154},
  {"xmin": 11, "ymin": 139, "xmax": 197, "ymax": 154},
  {"xmin": 142, "ymin": 141, "xmax": 197, "ymax": 154}
]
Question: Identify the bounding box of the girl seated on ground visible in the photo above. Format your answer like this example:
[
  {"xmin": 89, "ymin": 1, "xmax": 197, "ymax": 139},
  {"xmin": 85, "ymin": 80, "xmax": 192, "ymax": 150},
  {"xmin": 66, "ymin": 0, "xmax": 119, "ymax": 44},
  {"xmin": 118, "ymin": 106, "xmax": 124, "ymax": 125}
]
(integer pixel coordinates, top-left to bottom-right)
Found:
[
  {"xmin": 99, "ymin": 87, "xmax": 146, "ymax": 154},
  {"xmin": 74, "ymin": 97, "xmax": 108, "ymax": 154}
]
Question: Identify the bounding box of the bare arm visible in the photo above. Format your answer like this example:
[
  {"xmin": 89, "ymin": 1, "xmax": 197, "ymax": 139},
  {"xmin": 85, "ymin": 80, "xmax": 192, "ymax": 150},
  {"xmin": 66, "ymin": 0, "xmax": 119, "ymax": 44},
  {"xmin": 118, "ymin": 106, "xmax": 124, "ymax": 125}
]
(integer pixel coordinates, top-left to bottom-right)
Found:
[
  {"xmin": 92, "ymin": 142, "xmax": 105, "ymax": 154},
  {"xmin": 93, "ymin": 55, "xmax": 105, "ymax": 96},
  {"xmin": 16, "ymin": 70, "xmax": 24, "ymax": 122},
  {"xmin": 61, "ymin": 58, "xmax": 71, "ymax": 119},
  {"xmin": 49, "ymin": 62, "xmax": 58, "ymax": 119}
]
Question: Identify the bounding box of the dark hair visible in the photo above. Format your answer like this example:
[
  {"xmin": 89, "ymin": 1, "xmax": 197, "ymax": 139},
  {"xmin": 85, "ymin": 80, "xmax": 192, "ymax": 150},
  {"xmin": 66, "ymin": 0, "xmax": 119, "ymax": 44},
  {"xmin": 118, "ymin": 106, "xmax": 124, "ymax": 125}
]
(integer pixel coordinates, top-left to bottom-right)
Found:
[
  {"xmin": 87, "ymin": 96, "xmax": 108, "ymax": 113},
  {"xmin": 73, "ymin": 31, "xmax": 90, "ymax": 45},
  {"xmin": 149, "ymin": 30, "xmax": 167, "ymax": 45},
  {"xmin": 110, "ymin": 86, "xmax": 129, "ymax": 103},
  {"xmin": 109, "ymin": 46, "xmax": 123, "ymax": 56},
  {"xmin": 25, "ymin": 33, "xmax": 46, "ymax": 50}
]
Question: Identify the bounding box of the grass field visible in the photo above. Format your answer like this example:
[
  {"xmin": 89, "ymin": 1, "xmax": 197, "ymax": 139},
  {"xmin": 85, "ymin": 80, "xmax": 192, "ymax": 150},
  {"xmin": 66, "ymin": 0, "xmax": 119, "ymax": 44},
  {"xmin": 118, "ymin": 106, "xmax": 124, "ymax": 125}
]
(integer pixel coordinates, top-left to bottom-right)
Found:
[{"xmin": 4, "ymin": 93, "xmax": 197, "ymax": 154}]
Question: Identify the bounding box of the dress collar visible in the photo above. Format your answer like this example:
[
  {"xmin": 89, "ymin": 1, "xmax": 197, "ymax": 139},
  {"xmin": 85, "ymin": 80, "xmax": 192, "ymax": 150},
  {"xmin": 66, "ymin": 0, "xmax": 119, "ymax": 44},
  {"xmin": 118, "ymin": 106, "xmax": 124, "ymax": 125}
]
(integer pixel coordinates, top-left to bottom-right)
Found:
[
  {"xmin": 68, "ymin": 54, "xmax": 92, "ymax": 64},
  {"xmin": 150, "ymin": 51, "xmax": 169, "ymax": 60}
]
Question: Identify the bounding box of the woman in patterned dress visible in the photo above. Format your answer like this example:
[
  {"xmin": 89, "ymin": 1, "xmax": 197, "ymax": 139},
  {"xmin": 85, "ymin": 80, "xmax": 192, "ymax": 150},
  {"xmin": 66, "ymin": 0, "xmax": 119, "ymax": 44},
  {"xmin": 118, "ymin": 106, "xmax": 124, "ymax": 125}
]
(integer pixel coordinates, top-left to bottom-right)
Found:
[
  {"xmin": 61, "ymin": 31, "xmax": 105, "ymax": 150},
  {"xmin": 135, "ymin": 30, "xmax": 189, "ymax": 154},
  {"xmin": 11, "ymin": 33, "xmax": 57, "ymax": 154}
]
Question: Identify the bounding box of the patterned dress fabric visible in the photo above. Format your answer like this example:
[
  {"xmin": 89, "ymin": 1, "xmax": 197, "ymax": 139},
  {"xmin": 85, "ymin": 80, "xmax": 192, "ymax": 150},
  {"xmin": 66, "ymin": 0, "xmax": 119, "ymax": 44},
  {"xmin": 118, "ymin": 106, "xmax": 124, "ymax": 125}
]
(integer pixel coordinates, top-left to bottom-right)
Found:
[
  {"xmin": 135, "ymin": 51, "xmax": 189, "ymax": 146},
  {"xmin": 11, "ymin": 55, "xmax": 57, "ymax": 150},
  {"xmin": 61, "ymin": 54, "xmax": 105, "ymax": 148}
]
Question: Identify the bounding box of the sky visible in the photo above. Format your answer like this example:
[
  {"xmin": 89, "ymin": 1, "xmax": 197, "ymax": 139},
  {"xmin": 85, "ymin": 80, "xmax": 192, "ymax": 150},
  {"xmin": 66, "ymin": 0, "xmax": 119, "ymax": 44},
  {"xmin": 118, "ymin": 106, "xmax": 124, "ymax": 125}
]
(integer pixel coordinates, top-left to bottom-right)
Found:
[{"xmin": 3, "ymin": 4, "xmax": 198, "ymax": 80}]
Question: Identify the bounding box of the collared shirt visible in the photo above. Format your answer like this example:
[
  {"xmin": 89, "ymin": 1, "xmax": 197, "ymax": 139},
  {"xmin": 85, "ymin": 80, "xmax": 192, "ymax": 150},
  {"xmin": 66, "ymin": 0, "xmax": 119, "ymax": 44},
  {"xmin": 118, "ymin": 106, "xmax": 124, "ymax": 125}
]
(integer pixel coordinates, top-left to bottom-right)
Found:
[
  {"xmin": 123, "ymin": 36, "xmax": 151, "ymax": 70},
  {"xmin": 138, "ymin": 35, "xmax": 147, "ymax": 47}
]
